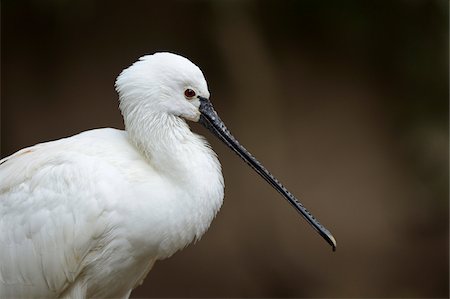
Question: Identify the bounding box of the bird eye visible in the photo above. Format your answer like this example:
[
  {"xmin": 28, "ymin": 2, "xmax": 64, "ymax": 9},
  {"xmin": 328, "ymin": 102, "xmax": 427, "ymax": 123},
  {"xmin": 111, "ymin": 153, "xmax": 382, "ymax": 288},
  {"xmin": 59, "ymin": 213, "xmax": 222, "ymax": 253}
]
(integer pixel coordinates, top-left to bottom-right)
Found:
[{"xmin": 184, "ymin": 89, "xmax": 196, "ymax": 99}]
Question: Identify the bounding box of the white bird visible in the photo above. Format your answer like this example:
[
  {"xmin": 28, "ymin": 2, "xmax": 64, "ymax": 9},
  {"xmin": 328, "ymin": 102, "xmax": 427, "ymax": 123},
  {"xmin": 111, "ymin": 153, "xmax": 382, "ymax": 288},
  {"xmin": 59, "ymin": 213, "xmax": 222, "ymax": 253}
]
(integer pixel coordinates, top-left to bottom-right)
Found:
[{"xmin": 0, "ymin": 52, "xmax": 336, "ymax": 298}]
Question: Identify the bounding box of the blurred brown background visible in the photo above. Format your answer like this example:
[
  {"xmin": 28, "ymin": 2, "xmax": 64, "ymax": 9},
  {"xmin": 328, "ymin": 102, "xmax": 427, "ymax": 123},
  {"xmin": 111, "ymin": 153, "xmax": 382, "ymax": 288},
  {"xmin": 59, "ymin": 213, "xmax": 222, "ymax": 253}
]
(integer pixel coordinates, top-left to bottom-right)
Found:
[{"xmin": 1, "ymin": 0, "xmax": 448, "ymax": 298}]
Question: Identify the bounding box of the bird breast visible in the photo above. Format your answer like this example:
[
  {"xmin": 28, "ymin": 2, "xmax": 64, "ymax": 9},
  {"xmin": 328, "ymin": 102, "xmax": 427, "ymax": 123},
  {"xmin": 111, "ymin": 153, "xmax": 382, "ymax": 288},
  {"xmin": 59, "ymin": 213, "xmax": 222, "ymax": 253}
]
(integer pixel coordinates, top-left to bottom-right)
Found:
[{"xmin": 113, "ymin": 129, "xmax": 225, "ymax": 260}]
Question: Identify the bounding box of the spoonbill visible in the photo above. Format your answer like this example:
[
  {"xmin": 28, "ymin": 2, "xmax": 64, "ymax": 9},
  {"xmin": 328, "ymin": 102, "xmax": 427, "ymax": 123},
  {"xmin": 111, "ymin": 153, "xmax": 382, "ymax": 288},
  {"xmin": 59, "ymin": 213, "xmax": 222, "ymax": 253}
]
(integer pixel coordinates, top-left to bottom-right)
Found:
[{"xmin": 0, "ymin": 52, "xmax": 336, "ymax": 298}]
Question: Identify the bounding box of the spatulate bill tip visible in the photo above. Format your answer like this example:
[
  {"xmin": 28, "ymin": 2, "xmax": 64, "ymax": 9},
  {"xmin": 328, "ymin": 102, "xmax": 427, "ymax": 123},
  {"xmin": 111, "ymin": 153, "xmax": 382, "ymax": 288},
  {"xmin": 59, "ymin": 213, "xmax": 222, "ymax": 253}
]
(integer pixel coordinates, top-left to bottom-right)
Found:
[{"xmin": 328, "ymin": 234, "xmax": 337, "ymax": 252}]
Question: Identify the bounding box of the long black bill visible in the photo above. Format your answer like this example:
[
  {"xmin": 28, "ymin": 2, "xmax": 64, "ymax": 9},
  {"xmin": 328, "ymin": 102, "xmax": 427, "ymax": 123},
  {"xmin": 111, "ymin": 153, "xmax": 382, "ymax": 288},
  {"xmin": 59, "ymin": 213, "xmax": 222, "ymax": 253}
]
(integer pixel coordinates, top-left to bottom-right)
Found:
[{"xmin": 198, "ymin": 96, "xmax": 336, "ymax": 251}]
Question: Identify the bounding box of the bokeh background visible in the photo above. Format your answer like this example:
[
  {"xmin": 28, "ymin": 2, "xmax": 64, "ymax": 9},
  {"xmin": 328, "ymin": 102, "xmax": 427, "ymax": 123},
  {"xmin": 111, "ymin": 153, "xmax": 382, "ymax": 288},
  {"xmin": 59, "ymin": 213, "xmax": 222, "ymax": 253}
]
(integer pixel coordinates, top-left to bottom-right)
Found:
[{"xmin": 1, "ymin": 0, "xmax": 448, "ymax": 297}]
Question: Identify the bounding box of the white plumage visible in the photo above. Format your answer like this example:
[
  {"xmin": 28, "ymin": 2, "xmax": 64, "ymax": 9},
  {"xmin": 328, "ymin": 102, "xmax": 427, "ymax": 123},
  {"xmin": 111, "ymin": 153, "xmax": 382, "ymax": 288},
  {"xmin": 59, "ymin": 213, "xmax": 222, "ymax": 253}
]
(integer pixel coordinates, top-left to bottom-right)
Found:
[
  {"xmin": 0, "ymin": 53, "xmax": 223, "ymax": 298},
  {"xmin": 0, "ymin": 52, "xmax": 335, "ymax": 298}
]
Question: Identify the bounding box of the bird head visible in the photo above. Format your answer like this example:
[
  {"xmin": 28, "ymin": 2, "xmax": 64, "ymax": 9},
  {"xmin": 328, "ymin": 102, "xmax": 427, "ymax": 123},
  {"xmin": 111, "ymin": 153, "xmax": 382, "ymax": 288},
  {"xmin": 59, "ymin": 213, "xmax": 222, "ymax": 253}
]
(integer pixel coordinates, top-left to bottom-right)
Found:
[{"xmin": 116, "ymin": 52, "xmax": 210, "ymax": 122}]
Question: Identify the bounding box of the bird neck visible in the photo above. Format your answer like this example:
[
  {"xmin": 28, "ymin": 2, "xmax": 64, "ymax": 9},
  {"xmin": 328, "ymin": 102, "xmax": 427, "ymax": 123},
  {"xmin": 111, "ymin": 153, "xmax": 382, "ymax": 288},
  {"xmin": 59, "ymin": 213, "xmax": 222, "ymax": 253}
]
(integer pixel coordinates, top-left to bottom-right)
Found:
[{"xmin": 124, "ymin": 109, "xmax": 203, "ymax": 179}]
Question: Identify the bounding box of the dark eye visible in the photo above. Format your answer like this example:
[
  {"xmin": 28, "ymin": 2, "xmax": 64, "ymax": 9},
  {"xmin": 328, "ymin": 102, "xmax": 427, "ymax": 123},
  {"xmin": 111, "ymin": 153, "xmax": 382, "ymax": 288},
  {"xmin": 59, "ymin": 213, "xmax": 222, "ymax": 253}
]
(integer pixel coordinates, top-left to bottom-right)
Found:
[{"xmin": 184, "ymin": 88, "xmax": 196, "ymax": 98}]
